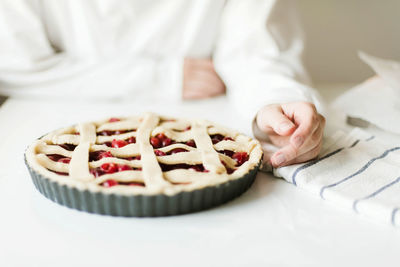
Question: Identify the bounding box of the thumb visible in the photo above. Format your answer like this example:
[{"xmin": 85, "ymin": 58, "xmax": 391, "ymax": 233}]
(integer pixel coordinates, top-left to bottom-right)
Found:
[{"xmin": 256, "ymin": 105, "xmax": 296, "ymax": 136}]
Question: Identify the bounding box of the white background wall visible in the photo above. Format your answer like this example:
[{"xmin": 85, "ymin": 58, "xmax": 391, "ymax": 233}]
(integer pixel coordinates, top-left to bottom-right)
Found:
[{"xmin": 298, "ymin": 0, "xmax": 400, "ymax": 84}]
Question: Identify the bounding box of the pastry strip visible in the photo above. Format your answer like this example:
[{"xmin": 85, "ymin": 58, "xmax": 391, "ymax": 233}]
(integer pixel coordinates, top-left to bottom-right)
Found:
[{"xmin": 137, "ymin": 113, "xmax": 170, "ymax": 191}]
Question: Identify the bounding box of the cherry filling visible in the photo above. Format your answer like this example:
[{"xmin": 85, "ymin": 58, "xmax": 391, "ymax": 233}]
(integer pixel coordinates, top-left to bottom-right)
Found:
[
  {"xmin": 102, "ymin": 136, "xmax": 136, "ymax": 147},
  {"xmin": 185, "ymin": 140, "xmax": 196, "ymax": 148},
  {"xmin": 154, "ymin": 150, "xmax": 166, "ymax": 156},
  {"xmin": 112, "ymin": 139, "xmax": 128, "ymax": 148},
  {"xmin": 108, "ymin": 118, "xmax": 120, "ymax": 123},
  {"xmin": 55, "ymin": 172, "xmax": 68, "ymax": 176},
  {"xmin": 98, "ymin": 130, "xmax": 126, "ymax": 136},
  {"xmin": 210, "ymin": 134, "xmax": 234, "ymax": 144},
  {"xmin": 89, "ymin": 150, "xmax": 113, "ymax": 161},
  {"xmin": 90, "ymin": 163, "xmax": 140, "ymax": 178},
  {"xmin": 124, "ymin": 155, "xmax": 141, "ymax": 160},
  {"xmin": 168, "ymin": 148, "xmax": 188, "ymax": 155},
  {"xmin": 219, "ymin": 150, "xmax": 234, "ymax": 157},
  {"xmin": 221, "ymin": 161, "xmax": 235, "ymax": 174},
  {"xmin": 217, "ymin": 151, "xmax": 249, "ymax": 167},
  {"xmin": 160, "ymin": 163, "xmax": 208, "ymax": 172},
  {"xmin": 102, "ymin": 179, "xmax": 118, "ymax": 187},
  {"xmin": 232, "ymin": 152, "xmax": 249, "ymax": 166},
  {"xmin": 150, "ymin": 133, "xmax": 174, "ymax": 148},
  {"xmin": 58, "ymin": 144, "xmax": 77, "ymax": 151},
  {"xmin": 47, "ymin": 154, "xmax": 71, "ymax": 163},
  {"xmin": 154, "ymin": 148, "xmax": 188, "ymax": 156},
  {"xmin": 102, "ymin": 180, "xmax": 145, "ymax": 187},
  {"xmin": 150, "ymin": 133, "xmax": 197, "ymax": 149}
]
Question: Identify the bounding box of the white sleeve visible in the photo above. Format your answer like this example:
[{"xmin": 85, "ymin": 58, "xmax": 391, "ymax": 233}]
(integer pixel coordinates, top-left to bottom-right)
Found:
[
  {"xmin": 214, "ymin": 0, "xmax": 325, "ymax": 123},
  {"xmin": 0, "ymin": 1, "xmax": 182, "ymax": 101}
]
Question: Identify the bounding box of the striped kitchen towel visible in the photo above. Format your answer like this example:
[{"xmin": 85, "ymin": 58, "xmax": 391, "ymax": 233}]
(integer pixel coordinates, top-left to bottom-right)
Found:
[{"xmin": 274, "ymin": 128, "xmax": 400, "ymax": 227}]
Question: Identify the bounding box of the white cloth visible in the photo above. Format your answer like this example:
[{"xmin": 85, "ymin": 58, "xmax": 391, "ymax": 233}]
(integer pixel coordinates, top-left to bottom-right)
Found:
[
  {"xmin": 274, "ymin": 128, "xmax": 400, "ymax": 227},
  {"xmin": 333, "ymin": 52, "xmax": 400, "ymax": 134},
  {"xmin": 0, "ymin": 0, "xmax": 323, "ymax": 122}
]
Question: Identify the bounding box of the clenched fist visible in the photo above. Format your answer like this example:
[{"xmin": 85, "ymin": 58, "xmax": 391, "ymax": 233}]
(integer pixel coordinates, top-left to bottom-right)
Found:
[{"xmin": 256, "ymin": 102, "xmax": 325, "ymax": 168}]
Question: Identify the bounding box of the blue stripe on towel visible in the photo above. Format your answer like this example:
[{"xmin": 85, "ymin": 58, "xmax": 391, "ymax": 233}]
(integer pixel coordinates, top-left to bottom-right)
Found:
[
  {"xmin": 292, "ymin": 148, "xmax": 344, "ymax": 185},
  {"xmin": 352, "ymin": 176, "xmax": 400, "ymax": 212},
  {"xmin": 349, "ymin": 139, "xmax": 360, "ymax": 148},
  {"xmin": 291, "ymin": 135, "xmax": 374, "ymax": 186},
  {"xmin": 319, "ymin": 147, "xmax": 400, "ymax": 199},
  {"xmin": 391, "ymin": 208, "xmax": 400, "ymax": 225},
  {"xmin": 365, "ymin": 136, "xmax": 375, "ymax": 142}
]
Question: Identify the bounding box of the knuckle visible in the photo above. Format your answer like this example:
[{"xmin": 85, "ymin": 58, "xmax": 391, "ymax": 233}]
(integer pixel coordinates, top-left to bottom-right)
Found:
[
  {"xmin": 288, "ymin": 145, "xmax": 299, "ymax": 159},
  {"xmin": 302, "ymin": 102, "xmax": 316, "ymax": 111},
  {"xmin": 319, "ymin": 114, "xmax": 326, "ymax": 125},
  {"xmin": 313, "ymin": 143, "xmax": 322, "ymax": 156},
  {"xmin": 311, "ymin": 131, "xmax": 320, "ymax": 143}
]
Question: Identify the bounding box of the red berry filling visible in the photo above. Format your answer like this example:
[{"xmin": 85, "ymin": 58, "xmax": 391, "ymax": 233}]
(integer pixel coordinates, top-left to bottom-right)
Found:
[
  {"xmin": 232, "ymin": 152, "xmax": 249, "ymax": 166},
  {"xmin": 218, "ymin": 150, "xmax": 234, "ymax": 157},
  {"xmin": 89, "ymin": 150, "xmax": 113, "ymax": 161},
  {"xmin": 102, "ymin": 179, "xmax": 118, "ymax": 187},
  {"xmin": 127, "ymin": 182, "xmax": 145, "ymax": 187},
  {"xmin": 118, "ymin": 164, "xmax": 133, "ymax": 171},
  {"xmin": 54, "ymin": 171, "xmax": 69, "ymax": 176},
  {"xmin": 101, "ymin": 163, "xmax": 118, "ymax": 174},
  {"xmin": 154, "ymin": 150, "xmax": 166, "ymax": 156},
  {"xmin": 58, "ymin": 158, "xmax": 71, "ymax": 164},
  {"xmin": 90, "ymin": 163, "xmax": 138, "ymax": 177},
  {"xmin": 126, "ymin": 136, "xmax": 136, "ymax": 144},
  {"xmin": 150, "ymin": 133, "xmax": 174, "ymax": 148},
  {"xmin": 221, "ymin": 161, "xmax": 235, "ymax": 174},
  {"xmin": 218, "ymin": 150, "xmax": 249, "ymax": 167},
  {"xmin": 102, "ymin": 136, "xmax": 135, "ymax": 147},
  {"xmin": 111, "ymin": 139, "xmax": 128, "ymax": 148},
  {"xmin": 210, "ymin": 134, "xmax": 224, "ymax": 144},
  {"xmin": 47, "ymin": 154, "xmax": 71, "ymax": 164},
  {"xmin": 58, "ymin": 144, "xmax": 77, "ymax": 151},
  {"xmin": 150, "ymin": 137, "xmax": 161, "ymax": 148},
  {"xmin": 108, "ymin": 118, "xmax": 120, "ymax": 123},
  {"xmin": 185, "ymin": 140, "xmax": 196, "ymax": 147},
  {"xmin": 97, "ymin": 129, "xmax": 135, "ymax": 136},
  {"xmin": 127, "ymin": 155, "xmax": 141, "ymax": 160},
  {"xmin": 160, "ymin": 163, "xmax": 207, "ymax": 172},
  {"xmin": 47, "ymin": 154, "xmax": 64, "ymax": 161},
  {"xmin": 168, "ymin": 148, "xmax": 188, "ymax": 155},
  {"xmin": 89, "ymin": 168, "xmax": 104, "ymax": 178}
]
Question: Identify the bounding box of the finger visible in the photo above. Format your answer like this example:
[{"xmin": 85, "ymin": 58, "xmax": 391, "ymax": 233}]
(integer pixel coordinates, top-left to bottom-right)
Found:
[
  {"xmin": 272, "ymin": 122, "xmax": 324, "ymax": 167},
  {"xmin": 270, "ymin": 143, "xmax": 298, "ymax": 167},
  {"xmin": 256, "ymin": 105, "xmax": 296, "ymax": 136},
  {"xmin": 280, "ymin": 141, "xmax": 322, "ymax": 167},
  {"xmin": 289, "ymin": 104, "xmax": 320, "ymax": 148},
  {"xmin": 293, "ymin": 119, "xmax": 324, "ymax": 153}
]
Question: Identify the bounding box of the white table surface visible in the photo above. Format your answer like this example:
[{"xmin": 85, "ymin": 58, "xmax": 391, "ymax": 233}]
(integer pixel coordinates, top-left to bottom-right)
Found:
[{"xmin": 0, "ymin": 85, "xmax": 399, "ymax": 267}]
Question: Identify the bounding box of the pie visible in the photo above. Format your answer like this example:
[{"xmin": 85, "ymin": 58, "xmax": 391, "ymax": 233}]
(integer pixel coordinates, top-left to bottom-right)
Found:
[{"xmin": 25, "ymin": 113, "xmax": 263, "ymax": 216}]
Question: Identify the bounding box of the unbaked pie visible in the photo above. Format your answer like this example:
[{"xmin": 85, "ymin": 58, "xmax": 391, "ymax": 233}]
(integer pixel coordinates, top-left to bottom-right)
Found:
[{"xmin": 25, "ymin": 113, "xmax": 263, "ymax": 216}]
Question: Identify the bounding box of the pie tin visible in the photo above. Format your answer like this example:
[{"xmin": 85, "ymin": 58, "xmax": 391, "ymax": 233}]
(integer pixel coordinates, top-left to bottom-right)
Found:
[{"xmin": 25, "ymin": 157, "xmax": 261, "ymax": 217}]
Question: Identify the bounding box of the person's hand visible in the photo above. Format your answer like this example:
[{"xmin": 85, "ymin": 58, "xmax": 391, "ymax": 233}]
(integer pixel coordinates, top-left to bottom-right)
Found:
[
  {"xmin": 256, "ymin": 102, "xmax": 325, "ymax": 168},
  {"xmin": 182, "ymin": 58, "xmax": 226, "ymax": 99}
]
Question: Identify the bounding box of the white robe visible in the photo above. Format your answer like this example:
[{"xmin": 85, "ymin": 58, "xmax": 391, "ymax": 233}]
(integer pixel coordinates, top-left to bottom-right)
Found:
[{"xmin": 0, "ymin": 0, "xmax": 323, "ymax": 121}]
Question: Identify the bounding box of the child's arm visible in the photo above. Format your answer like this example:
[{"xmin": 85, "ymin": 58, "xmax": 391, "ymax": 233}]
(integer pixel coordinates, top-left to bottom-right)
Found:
[
  {"xmin": 182, "ymin": 58, "xmax": 226, "ymax": 100},
  {"xmin": 213, "ymin": 0, "xmax": 326, "ymax": 167}
]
